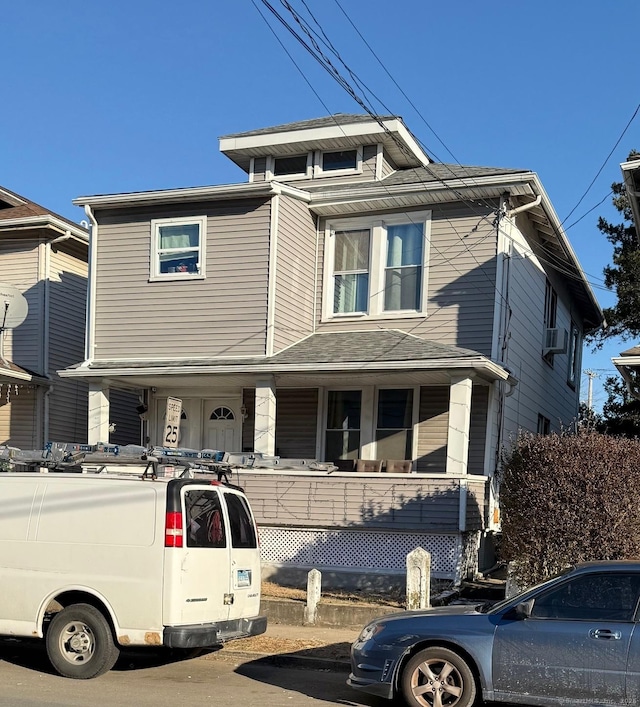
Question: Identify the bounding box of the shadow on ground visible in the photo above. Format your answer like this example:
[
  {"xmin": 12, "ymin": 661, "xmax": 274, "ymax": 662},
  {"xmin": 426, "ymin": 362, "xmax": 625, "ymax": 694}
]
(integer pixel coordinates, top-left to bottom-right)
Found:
[{"xmin": 0, "ymin": 636, "xmax": 220, "ymax": 676}]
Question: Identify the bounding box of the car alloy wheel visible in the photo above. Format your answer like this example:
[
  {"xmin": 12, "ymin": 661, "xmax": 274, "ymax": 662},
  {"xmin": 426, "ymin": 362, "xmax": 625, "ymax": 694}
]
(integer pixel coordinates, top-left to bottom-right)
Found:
[{"xmin": 401, "ymin": 646, "xmax": 477, "ymax": 707}]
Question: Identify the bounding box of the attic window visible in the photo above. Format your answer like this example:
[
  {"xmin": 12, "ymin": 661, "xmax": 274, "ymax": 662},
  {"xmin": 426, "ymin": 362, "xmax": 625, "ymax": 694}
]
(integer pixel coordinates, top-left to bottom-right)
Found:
[
  {"xmin": 273, "ymin": 154, "xmax": 309, "ymax": 177},
  {"xmin": 322, "ymin": 150, "xmax": 357, "ymax": 172}
]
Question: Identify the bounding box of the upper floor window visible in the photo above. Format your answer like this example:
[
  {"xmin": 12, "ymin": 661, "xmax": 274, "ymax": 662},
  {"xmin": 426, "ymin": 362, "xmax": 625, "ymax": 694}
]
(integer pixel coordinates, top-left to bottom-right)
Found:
[
  {"xmin": 322, "ymin": 150, "xmax": 357, "ymax": 171},
  {"xmin": 272, "ymin": 154, "xmax": 310, "ymax": 178},
  {"xmin": 567, "ymin": 322, "xmax": 581, "ymax": 387},
  {"xmin": 150, "ymin": 216, "xmax": 206, "ymax": 281},
  {"xmin": 324, "ymin": 211, "xmax": 430, "ymax": 320}
]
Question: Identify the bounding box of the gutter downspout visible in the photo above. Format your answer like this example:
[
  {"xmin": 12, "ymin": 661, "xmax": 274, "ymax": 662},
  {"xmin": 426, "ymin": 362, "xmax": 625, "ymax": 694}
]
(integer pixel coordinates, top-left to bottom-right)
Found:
[
  {"xmin": 83, "ymin": 205, "xmax": 98, "ymax": 364},
  {"xmin": 506, "ymin": 194, "xmax": 542, "ymax": 219}
]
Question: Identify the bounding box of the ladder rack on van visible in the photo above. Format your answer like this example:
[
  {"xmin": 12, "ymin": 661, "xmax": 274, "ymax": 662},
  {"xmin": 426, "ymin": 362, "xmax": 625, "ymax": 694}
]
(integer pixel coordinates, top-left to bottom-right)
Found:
[{"xmin": 0, "ymin": 442, "xmax": 248, "ymax": 485}]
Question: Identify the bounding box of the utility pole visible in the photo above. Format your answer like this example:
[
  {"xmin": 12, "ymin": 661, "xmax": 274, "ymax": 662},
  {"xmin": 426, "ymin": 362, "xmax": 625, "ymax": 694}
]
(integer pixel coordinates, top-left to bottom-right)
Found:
[{"xmin": 585, "ymin": 370, "xmax": 598, "ymax": 410}]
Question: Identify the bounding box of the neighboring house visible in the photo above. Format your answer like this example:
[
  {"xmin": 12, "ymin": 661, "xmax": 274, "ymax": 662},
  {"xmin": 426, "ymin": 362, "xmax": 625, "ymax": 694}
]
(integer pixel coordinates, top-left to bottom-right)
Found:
[
  {"xmin": 62, "ymin": 115, "xmax": 603, "ymax": 583},
  {"xmin": 0, "ymin": 186, "xmax": 89, "ymax": 448},
  {"xmin": 613, "ymin": 157, "xmax": 640, "ymax": 392}
]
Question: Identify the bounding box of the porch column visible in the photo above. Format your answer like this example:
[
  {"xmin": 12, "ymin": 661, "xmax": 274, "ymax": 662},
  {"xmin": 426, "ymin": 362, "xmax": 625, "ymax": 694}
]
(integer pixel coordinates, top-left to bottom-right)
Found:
[
  {"xmin": 254, "ymin": 376, "xmax": 276, "ymax": 457},
  {"xmin": 88, "ymin": 381, "xmax": 110, "ymax": 444},
  {"xmin": 446, "ymin": 376, "xmax": 472, "ymax": 476}
]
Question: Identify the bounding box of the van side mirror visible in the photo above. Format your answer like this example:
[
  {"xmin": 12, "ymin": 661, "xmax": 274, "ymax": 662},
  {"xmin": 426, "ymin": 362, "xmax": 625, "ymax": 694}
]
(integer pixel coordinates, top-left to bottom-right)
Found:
[{"xmin": 515, "ymin": 599, "xmax": 534, "ymax": 619}]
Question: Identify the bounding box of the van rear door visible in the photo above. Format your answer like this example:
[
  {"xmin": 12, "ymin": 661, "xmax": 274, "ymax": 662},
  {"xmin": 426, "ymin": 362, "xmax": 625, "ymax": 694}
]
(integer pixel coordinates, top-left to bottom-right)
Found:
[
  {"xmin": 221, "ymin": 490, "xmax": 261, "ymax": 621},
  {"xmin": 163, "ymin": 482, "xmax": 232, "ymax": 627}
]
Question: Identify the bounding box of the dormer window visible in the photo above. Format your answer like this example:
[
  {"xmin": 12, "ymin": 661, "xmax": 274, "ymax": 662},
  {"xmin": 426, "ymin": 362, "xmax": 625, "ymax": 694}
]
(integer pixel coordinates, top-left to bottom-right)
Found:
[
  {"xmin": 317, "ymin": 147, "xmax": 362, "ymax": 176},
  {"xmin": 272, "ymin": 154, "xmax": 310, "ymax": 178}
]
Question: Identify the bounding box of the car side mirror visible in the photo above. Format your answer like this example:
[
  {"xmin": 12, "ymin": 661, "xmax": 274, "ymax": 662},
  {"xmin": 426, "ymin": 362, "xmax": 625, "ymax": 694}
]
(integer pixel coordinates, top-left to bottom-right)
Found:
[{"xmin": 515, "ymin": 599, "xmax": 534, "ymax": 619}]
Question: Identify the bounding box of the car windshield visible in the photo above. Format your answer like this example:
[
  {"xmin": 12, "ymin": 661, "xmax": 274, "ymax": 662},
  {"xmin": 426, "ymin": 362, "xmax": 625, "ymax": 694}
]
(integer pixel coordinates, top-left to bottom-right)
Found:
[{"xmin": 482, "ymin": 565, "xmax": 575, "ymax": 614}]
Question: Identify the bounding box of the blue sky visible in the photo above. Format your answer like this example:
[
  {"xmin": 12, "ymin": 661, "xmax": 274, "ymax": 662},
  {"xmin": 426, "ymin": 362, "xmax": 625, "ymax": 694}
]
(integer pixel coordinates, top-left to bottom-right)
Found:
[{"xmin": 2, "ymin": 0, "xmax": 639, "ymax": 410}]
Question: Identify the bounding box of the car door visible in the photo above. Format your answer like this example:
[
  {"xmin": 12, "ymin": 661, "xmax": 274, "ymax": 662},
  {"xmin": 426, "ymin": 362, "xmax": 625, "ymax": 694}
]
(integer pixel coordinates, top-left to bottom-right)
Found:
[{"xmin": 492, "ymin": 572, "xmax": 640, "ymax": 705}]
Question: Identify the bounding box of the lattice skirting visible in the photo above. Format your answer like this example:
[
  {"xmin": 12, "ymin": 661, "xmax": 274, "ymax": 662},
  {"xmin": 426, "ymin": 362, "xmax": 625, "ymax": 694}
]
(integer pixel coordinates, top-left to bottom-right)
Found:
[{"xmin": 258, "ymin": 526, "xmax": 479, "ymax": 580}]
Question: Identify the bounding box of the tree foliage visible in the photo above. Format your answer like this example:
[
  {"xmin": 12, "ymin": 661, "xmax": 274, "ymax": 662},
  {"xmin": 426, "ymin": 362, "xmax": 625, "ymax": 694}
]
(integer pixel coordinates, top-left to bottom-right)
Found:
[
  {"xmin": 499, "ymin": 430, "xmax": 640, "ymax": 587},
  {"xmin": 589, "ymin": 150, "xmax": 640, "ymax": 347}
]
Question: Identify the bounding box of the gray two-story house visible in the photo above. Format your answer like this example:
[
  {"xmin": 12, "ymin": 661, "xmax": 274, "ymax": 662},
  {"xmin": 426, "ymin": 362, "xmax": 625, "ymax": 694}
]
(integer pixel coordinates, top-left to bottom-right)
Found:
[{"xmin": 62, "ymin": 115, "xmax": 603, "ymax": 584}]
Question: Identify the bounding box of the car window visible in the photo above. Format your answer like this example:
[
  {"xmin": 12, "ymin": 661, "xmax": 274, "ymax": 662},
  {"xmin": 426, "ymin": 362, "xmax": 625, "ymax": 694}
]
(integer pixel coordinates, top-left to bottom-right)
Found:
[
  {"xmin": 185, "ymin": 489, "xmax": 226, "ymax": 548},
  {"xmin": 531, "ymin": 573, "xmax": 640, "ymax": 621},
  {"xmin": 224, "ymin": 493, "xmax": 257, "ymax": 549}
]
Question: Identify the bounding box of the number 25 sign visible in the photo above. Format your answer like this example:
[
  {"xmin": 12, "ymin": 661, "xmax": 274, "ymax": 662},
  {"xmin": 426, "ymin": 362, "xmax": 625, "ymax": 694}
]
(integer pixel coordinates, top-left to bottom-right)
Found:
[{"xmin": 164, "ymin": 397, "xmax": 182, "ymax": 448}]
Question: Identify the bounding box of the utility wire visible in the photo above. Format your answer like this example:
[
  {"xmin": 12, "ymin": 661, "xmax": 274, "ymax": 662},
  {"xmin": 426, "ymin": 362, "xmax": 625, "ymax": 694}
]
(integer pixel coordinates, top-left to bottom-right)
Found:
[{"xmin": 561, "ymin": 103, "xmax": 640, "ymax": 226}]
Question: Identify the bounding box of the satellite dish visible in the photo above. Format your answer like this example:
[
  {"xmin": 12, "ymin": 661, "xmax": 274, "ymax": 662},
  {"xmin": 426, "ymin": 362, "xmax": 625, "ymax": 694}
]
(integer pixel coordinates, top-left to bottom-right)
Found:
[{"xmin": 0, "ymin": 285, "xmax": 28, "ymax": 329}]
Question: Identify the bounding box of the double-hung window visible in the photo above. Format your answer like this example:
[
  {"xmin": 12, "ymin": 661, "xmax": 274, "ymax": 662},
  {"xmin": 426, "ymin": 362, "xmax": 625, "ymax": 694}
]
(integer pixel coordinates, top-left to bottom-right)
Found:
[
  {"xmin": 325, "ymin": 211, "xmax": 430, "ymax": 319},
  {"xmin": 151, "ymin": 216, "xmax": 206, "ymax": 281}
]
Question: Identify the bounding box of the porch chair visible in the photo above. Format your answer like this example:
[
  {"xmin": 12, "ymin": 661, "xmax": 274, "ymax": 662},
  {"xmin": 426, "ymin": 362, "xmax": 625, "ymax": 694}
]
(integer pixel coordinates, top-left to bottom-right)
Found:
[
  {"xmin": 355, "ymin": 459, "xmax": 383, "ymax": 472},
  {"xmin": 383, "ymin": 459, "xmax": 412, "ymax": 473}
]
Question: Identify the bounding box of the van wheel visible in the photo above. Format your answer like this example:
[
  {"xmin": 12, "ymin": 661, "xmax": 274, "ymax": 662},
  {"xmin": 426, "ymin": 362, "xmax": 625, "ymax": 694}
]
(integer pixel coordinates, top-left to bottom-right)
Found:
[
  {"xmin": 401, "ymin": 646, "xmax": 477, "ymax": 707},
  {"xmin": 46, "ymin": 604, "xmax": 120, "ymax": 679}
]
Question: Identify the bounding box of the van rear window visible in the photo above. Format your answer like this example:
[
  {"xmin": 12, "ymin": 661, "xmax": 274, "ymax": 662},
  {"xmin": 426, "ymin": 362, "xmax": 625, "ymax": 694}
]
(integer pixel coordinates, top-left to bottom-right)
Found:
[
  {"xmin": 185, "ymin": 490, "xmax": 226, "ymax": 548},
  {"xmin": 225, "ymin": 493, "xmax": 257, "ymax": 549}
]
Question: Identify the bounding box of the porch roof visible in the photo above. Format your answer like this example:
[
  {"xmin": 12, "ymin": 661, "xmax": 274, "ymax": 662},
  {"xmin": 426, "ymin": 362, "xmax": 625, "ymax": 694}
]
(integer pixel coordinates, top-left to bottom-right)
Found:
[{"xmin": 59, "ymin": 330, "xmax": 514, "ymax": 389}]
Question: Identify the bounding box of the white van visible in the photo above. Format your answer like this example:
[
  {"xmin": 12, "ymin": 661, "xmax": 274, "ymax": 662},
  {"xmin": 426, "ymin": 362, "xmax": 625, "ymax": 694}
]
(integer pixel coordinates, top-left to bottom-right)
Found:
[{"xmin": 0, "ymin": 472, "xmax": 266, "ymax": 678}]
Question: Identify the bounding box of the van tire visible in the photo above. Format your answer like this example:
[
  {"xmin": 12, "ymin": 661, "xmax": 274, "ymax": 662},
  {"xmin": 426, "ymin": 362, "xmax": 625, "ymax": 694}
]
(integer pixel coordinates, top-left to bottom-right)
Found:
[{"xmin": 46, "ymin": 604, "xmax": 120, "ymax": 679}]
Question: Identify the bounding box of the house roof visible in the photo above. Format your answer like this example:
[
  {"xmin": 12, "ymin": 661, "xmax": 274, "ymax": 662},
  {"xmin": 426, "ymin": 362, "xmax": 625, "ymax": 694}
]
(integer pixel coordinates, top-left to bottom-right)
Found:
[
  {"xmin": 0, "ymin": 185, "xmax": 88, "ymax": 244},
  {"xmin": 268, "ymin": 329, "xmax": 483, "ymax": 365},
  {"xmin": 219, "ymin": 114, "xmax": 430, "ymax": 172},
  {"xmin": 60, "ymin": 330, "xmax": 514, "ymax": 389},
  {"xmin": 220, "ymin": 114, "xmax": 397, "ymax": 138},
  {"xmin": 621, "ymin": 158, "xmax": 640, "ymax": 236},
  {"xmin": 0, "ymin": 359, "xmax": 49, "ymax": 386}
]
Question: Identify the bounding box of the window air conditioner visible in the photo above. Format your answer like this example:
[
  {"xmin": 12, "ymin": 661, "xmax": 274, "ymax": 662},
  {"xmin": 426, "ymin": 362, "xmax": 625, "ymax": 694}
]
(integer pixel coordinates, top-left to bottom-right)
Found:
[{"xmin": 543, "ymin": 327, "xmax": 568, "ymax": 355}]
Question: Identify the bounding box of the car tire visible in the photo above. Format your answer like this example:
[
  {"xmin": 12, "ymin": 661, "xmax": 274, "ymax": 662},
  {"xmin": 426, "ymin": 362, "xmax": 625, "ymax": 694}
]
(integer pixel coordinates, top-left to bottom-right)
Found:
[
  {"xmin": 401, "ymin": 646, "xmax": 477, "ymax": 707},
  {"xmin": 45, "ymin": 603, "xmax": 120, "ymax": 679}
]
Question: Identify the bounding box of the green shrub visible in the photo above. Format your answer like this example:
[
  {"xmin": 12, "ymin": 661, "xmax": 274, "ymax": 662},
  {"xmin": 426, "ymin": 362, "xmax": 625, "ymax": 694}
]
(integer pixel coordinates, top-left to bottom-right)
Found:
[{"xmin": 499, "ymin": 430, "xmax": 640, "ymax": 587}]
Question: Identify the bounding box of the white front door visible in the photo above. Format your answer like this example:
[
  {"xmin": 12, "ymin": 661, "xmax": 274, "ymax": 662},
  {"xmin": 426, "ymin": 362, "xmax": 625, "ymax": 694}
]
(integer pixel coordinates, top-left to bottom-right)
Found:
[{"xmin": 204, "ymin": 400, "xmax": 241, "ymax": 452}]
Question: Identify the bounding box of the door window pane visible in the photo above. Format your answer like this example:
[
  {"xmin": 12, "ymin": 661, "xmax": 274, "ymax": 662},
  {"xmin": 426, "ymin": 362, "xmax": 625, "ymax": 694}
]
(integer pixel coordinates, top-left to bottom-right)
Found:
[
  {"xmin": 384, "ymin": 223, "xmax": 423, "ymax": 311},
  {"xmin": 326, "ymin": 391, "xmax": 361, "ymax": 460},
  {"xmin": 531, "ymin": 573, "xmax": 640, "ymax": 621},
  {"xmin": 376, "ymin": 389, "xmax": 413, "ymax": 459},
  {"xmin": 224, "ymin": 493, "xmax": 257, "ymax": 549},
  {"xmin": 185, "ymin": 490, "xmax": 226, "ymax": 548}
]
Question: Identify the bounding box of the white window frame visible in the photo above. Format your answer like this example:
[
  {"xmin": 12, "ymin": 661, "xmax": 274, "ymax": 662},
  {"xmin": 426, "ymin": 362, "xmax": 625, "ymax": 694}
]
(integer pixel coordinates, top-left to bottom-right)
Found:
[
  {"xmin": 266, "ymin": 153, "xmax": 312, "ymax": 181},
  {"xmin": 314, "ymin": 146, "xmax": 363, "ymax": 177},
  {"xmin": 322, "ymin": 210, "xmax": 431, "ymax": 321},
  {"xmin": 150, "ymin": 215, "xmax": 206, "ymax": 282}
]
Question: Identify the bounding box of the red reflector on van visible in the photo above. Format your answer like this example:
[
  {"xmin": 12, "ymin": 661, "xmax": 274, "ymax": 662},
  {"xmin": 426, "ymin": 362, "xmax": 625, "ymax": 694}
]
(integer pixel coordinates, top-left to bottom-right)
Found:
[{"xmin": 165, "ymin": 511, "xmax": 183, "ymax": 548}]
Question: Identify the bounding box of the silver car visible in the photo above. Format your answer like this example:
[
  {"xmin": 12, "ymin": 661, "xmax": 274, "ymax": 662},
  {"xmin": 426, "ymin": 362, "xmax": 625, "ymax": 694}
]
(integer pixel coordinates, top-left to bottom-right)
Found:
[{"xmin": 349, "ymin": 561, "xmax": 640, "ymax": 706}]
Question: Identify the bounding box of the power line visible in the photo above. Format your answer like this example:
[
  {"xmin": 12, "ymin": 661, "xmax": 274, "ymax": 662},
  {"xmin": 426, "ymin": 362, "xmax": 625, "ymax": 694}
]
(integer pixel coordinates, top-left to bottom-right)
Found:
[{"xmin": 561, "ymin": 103, "xmax": 640, "ymax": 226}]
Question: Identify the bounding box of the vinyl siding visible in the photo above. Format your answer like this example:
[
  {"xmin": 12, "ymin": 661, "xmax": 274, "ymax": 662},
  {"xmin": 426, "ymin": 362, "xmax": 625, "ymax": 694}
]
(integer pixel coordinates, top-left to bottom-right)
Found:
[
  {"xmin": 316, "ymin": 202, "xmax": 498, "ymax": 355},
  {"xmin": 0, "ymin": 240, "xmax": 43, "ymax": 372},
  {"xmin": 416, "ymin": 386, "xmax": 448, "ymax": 473},
  {"xmin": 380, "ymin": 151, "xmax": 396, "ymax": 178},
  {"xmin": 501, "ymin": 216, "xmax": 583, "ymax": 439},
  {"xmin": 238, "ymin": 472, "xmax": 464, "ymax": 531},
  {"xmin": 275, "ymin": 388, "xmax": 318, "ymax": 458},
  {"xmin": 252, "ymin": 157, "xmax": 267, "ymax": 182},
  {"xmin": 466, "ymin": 480, "xmax": 488, "ymax": 531},
  {"xmin": 0, "ymin": 387, "xmax": 39, "ymax": 448},
  {"xmin": 272, "ymin": 195, "xmax": 316, "ymax": 351},
  {"xmin": 47, "ymin": 248, "xmax": 88, "ymax": 442},
  {"xmin": 468, "ymin": 385, "xmax": 489, "ymax": 474},
  {"xmin": 93, "ymin": 199, "xmax": 272, "ymax": 359}
]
